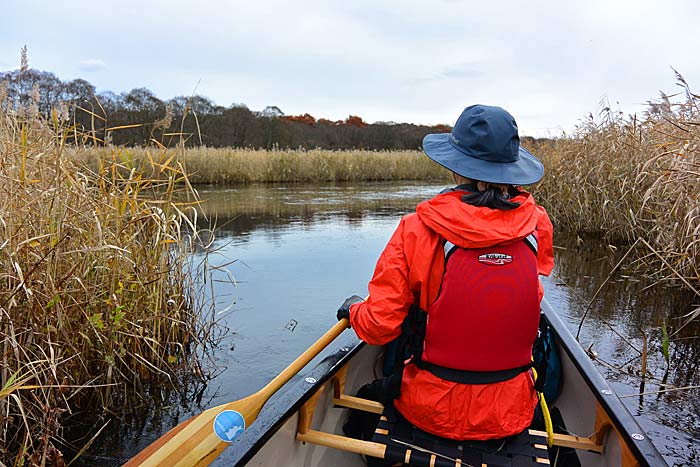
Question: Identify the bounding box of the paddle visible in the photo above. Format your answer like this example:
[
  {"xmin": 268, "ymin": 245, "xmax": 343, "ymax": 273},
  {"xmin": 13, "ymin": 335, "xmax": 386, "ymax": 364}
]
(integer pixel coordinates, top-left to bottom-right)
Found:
[{"xmin": 124, "ymin": 318, "xmax": 351, "ymax": 467}]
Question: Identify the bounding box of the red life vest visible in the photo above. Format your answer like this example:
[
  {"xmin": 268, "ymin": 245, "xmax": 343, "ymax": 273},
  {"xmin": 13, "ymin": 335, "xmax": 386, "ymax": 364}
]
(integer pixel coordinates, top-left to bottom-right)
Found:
[{"xmin": 419, "ymin": 233, "xmax": 540, "ymax": 382}]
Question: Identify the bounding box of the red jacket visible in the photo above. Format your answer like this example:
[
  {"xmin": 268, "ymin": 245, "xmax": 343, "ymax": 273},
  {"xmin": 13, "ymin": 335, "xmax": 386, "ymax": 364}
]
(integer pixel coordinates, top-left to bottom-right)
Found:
[{"xmin": 349, "ymin": 189, "xmax": 554, "ymax": 440}]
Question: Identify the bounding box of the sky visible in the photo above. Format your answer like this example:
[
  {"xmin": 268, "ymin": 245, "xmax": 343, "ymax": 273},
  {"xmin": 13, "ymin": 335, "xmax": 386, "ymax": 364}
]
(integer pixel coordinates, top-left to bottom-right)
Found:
[{"xmin": 2, "ymin": 0, "xmax": 699, "ymax": 137}]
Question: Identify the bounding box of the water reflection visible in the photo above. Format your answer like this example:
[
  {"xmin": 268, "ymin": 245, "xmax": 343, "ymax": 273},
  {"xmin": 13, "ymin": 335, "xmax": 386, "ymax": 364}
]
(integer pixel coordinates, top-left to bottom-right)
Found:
[
  {"xmin": 547, "ymin": 235, "xmax": 700, "ymax": 463},
  {"xmin": 194, "ymin": 182, "xmax": 442, "ymax": 239}
]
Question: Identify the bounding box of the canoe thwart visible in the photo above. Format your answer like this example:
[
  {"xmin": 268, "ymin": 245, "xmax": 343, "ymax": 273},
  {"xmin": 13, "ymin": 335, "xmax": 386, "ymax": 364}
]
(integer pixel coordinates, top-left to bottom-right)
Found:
[
  {"xmin": 298, "ymin": 425, "xmax": 552, "ymax": 467},
  {"xmin": 297, "ymin": 430, "xmax": 387, "ymax": 459},
  {"xmin": 529, "ymin": 429, "xmax": 603, "ymax": 453},
  {"xmin": 328, "ymin": 363, "xmax": 385, "ymax": 414},
  {"xmin": 333, "ymin": 394, "xmax": 384, "ymax": 414}
]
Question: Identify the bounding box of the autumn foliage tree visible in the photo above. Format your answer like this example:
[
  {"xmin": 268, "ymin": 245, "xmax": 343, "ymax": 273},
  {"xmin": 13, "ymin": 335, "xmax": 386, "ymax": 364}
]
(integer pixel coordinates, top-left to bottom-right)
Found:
[
  {"xmin": 345, "ymin": 115, "xmax": 366, "ymax": 128},
  {"xmin": 284, "ymin": 113, "xmax": 317, "ymax": 125}
]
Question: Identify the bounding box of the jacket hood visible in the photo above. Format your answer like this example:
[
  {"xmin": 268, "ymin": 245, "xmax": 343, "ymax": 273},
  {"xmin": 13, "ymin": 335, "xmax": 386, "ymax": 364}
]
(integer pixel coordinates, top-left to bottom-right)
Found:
[{"xmin": 416, "ymin": 190, "xmax": 539, "ymax": 249}]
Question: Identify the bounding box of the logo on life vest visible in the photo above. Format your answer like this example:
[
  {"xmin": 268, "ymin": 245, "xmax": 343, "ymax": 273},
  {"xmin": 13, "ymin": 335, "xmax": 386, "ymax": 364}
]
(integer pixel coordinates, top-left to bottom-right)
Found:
[{"xmin": 478, "ymin": 253, "xmax": 513, "ymax": 265}]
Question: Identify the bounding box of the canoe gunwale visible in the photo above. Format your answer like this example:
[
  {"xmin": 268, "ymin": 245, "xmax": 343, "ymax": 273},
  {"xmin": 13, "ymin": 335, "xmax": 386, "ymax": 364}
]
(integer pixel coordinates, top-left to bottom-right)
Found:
[{"xmin": 541, "ymin": 298, "xmax": 667, "ymax": 467}]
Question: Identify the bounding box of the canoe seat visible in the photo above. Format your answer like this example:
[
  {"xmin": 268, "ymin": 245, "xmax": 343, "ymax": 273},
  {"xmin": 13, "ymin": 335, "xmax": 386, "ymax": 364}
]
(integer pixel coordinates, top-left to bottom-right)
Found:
[
  {"xmin": 369, "ymin": 403, "xmax": 550, "ymax": 467},
  {"xmin": 297, "ymin": 364, "xmax": 551, "ymax": 466}
]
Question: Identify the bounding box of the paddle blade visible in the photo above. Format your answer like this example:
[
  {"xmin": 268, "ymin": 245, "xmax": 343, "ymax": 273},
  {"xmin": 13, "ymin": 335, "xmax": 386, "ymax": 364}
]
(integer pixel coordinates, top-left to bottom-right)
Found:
[{"xmin": 123, "ymin": 394, "xmax": 263, "ymax": 467}]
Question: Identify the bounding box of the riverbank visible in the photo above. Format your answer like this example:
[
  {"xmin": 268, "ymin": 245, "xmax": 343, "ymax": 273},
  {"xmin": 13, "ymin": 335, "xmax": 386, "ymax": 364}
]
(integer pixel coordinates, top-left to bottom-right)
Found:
[{"xmin": 74, "ymin": 147, "xmax": 449, "ymax": 184}]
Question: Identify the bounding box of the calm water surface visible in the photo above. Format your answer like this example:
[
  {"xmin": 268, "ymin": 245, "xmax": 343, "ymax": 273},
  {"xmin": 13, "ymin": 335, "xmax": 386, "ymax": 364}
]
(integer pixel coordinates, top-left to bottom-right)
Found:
[{"xmin": 83, "ymin": 182, "xmax": 700, "ymax": 466}]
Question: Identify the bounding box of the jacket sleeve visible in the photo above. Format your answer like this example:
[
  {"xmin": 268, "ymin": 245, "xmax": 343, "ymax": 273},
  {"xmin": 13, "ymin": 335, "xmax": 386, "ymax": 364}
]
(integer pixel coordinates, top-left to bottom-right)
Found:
[{"xmin": 349, "ymin": 217, "xmax": 414, "ymax": 346}]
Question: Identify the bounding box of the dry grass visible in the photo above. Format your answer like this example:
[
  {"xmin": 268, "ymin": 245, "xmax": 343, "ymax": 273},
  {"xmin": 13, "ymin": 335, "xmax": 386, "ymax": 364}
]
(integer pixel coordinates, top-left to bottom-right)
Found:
[
  {"xmin": 532, "ymin": 78, "xmax": 700, "ymax": 287},
  {"xmin": 0, "ymin": 88, "xmax": 217, "ymax": 464},
  {"xmin": 75, "ymin": 147, "xmax": 449, "ymax": 184}
]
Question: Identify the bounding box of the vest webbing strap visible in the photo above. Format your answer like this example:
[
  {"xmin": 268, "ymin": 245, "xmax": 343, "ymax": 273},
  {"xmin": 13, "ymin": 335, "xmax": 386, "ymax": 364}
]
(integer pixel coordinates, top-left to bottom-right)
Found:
[
  {"xmin": 524, "ymin": 232, "xmax": 538, "ymax": 256},
  {"xmin": 443, "ymin": 240, "xmax": 457, "ymax": 260},
  {"xmin": 416, "ymin": 360, "xmax": 533, "ymax": 384}
]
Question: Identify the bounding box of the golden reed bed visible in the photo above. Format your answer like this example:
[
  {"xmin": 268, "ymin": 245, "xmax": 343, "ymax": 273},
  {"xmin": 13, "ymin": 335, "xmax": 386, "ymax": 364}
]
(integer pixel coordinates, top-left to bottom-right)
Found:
[
  {"xmin": 532, "ymin": 98, "xmax": 699, "ymax": 290},
  {"xmin": 0, "ymin": 100, "xmax": 218, "ymax": 464},
  {"xmin": 75, "ymin": 147, "xmax": 448, "ymax": 184}
]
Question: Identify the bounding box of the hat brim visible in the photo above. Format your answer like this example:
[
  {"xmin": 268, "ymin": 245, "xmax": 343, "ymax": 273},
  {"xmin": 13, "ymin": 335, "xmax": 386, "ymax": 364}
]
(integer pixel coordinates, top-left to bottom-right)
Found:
[{"xmin": 423, "ymin": 133, "xmax": 544, "ymax": 185}]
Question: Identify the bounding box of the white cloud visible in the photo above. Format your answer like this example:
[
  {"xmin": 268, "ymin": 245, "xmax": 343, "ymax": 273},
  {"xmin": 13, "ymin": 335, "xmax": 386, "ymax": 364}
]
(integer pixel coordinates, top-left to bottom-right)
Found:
[
  {"xmin": 78, "ymin": 59, "xmax": 106, "ymax": 73},
  {"xmin": 2, "ymin": 0, "xmax": 699, "ymax": 137}
]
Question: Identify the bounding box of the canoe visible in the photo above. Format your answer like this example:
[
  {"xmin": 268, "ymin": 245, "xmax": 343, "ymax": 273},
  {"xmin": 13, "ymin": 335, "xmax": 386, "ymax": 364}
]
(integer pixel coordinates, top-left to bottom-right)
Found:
[{"xmin": 220, "ymin": 297, "xmax": 668, "ymax": 467}]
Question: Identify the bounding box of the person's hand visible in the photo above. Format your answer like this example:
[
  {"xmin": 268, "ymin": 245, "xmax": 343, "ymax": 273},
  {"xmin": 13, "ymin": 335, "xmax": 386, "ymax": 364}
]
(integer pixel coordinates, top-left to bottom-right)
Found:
[{"xmin": 337, "ymin": 295, "xmax": 363, "ymax": 321}]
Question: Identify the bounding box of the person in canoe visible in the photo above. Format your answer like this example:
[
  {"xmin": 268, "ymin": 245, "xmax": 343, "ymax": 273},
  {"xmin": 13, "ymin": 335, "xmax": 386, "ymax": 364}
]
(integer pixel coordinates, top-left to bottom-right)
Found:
[{"xmin": 337, "ymin": 104, "xmax": 555, "ymax": 445}]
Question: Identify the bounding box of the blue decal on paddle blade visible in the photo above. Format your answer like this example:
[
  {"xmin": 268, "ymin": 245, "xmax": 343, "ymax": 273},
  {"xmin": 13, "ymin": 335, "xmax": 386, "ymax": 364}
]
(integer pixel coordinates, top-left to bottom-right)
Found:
[{"xmin": 213, "ymin": 410, "xmax": 245, "ymax": 443}]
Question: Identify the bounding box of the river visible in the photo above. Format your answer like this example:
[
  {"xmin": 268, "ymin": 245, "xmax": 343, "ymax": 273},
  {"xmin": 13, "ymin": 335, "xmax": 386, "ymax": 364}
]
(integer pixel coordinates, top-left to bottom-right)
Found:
[{"xmin": 78, "ymin": 181, "xmax": 699, "ymax": 466}]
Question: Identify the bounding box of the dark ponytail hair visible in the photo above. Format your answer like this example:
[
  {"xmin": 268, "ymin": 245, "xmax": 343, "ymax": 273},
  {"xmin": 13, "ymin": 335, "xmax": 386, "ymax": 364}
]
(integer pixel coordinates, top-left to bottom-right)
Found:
[{"xmin": 461, "ymin": 183, "xmax": 521, "ymax": 210}]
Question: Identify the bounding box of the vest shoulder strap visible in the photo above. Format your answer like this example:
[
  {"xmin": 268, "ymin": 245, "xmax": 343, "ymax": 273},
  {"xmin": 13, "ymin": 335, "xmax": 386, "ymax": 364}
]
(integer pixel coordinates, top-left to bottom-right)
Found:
[
  {"xmin": 443, "ymin": 240, "xmax": 458, "ymax": 261},
  {"xmin": 523, "ymin": 232, "xmax": 538, "ymax": 255}
]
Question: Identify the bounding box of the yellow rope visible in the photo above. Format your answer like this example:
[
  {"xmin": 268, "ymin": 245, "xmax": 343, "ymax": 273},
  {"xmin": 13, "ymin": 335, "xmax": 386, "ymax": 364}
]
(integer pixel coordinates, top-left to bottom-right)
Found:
[
  {"xmin": 532, "ymin": 366, "xmax": 554, "ymax": 448},
  {"xmin": 539, "ymin": 391, "xmax": 554, "ymax": 448}
]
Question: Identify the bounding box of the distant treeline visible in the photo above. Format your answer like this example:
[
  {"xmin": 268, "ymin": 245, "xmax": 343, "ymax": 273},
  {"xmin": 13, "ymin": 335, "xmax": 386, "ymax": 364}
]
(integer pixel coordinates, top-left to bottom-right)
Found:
[{"xmin": 0, "ymin": 68, "xmax": 457, "ymax": 150}]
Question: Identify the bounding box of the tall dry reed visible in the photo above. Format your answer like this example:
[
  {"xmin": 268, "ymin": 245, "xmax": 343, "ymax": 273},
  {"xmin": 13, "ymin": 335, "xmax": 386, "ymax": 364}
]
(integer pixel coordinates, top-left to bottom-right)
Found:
[
  {"xmin": 533, "ymin": 78, "xmax": 700, "ymax": 288},
  {"xmin": 76, "ymin": 147, "xmax": 449, "ymax": 184},
  {"xmin": 0, "ymin": 86, "xmax": 216, "ymax": 465}
]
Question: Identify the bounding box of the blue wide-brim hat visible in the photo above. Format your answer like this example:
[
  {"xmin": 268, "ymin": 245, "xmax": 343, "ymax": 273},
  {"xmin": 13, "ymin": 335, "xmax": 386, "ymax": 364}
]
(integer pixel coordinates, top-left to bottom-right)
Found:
[{"xmin": 423, "ymin": 104, "xmax": 544, "ymax": 185}]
